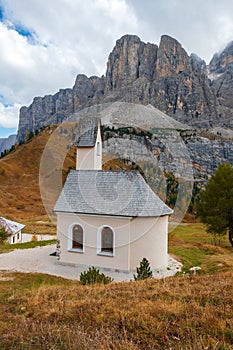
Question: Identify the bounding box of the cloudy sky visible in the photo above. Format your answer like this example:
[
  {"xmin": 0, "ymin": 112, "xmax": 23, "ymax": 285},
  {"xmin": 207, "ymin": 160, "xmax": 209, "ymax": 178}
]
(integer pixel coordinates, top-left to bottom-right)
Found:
[{"xmin": 0, "ymin": 0, "xmax": 233, "ymax": 138}]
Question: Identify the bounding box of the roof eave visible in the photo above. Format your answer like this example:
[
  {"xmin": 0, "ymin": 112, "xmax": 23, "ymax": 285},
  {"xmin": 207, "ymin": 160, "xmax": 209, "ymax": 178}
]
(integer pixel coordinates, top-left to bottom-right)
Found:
[
  {"xmin": 54, "ymin": 209, "xmax": 172, "ymax": 218},
  {"xmin": 53, "ymin": 210, "xmax": 133, "ymax": 220}
]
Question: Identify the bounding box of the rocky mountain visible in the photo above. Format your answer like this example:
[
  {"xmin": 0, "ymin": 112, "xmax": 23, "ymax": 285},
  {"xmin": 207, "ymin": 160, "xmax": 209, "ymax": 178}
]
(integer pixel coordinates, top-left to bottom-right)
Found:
[
  {"xmin": 103, "ymin": 35, "xmax": 217, "ymax": 127},
  {"xmin": 209, "ymin": 41, "xmax": 233, "ymax": 75},
  {"xmin": 209, "ymin": 41, "xmax": 233, "ymax": 122},
  {"xmin": 17, "ymin": 34, "xmax": 233, "ymax": 142},
  {"xmin": 103, "ymin": 128, "xmax": 233, "ymax": 181},
  {"xmin": 0, "ymin": 134, "xmax": 16, "ymax": 154},
  {"xmin": 13, "ymin": 34, "xmax": 233, "ymax": 181}
]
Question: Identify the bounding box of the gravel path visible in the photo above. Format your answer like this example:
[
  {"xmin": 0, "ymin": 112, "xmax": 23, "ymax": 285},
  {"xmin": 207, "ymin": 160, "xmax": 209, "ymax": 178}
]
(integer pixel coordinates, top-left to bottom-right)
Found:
[{"xmin": 0, "ymin": 244, "xmax": 182, "ymax": 282}]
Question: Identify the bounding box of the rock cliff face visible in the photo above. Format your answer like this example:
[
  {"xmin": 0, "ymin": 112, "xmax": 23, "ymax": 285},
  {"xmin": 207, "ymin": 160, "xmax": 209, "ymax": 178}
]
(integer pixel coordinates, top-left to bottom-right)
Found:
[
  {"xmin": 16, "ymin": 34, "xmax": 233, "ymax": 148},
  {"xmin": 209, "ymin": 42, "xmax": 233, "ymax": 74},
  {"xmin": 103, "ymin": 35, "xmax": 216, "ymax": 127},
  {"xmin": 0, "ymin": 134, "xmax": 16, "ymax": 154},
  {"xmin": 18, "ymin": 89, "xmax": 74, "ymax": 142},
  {"xmin": 14, "ymin": 33, "xmax": 233, "ymax": 180},
  {"xmin": 103, "ymin": 130, "xmax": 233, "ymax": 181},
  {"xmin": 209, "ymin": 42, "xmax": 233, "ymax": 128},
  {"xmin": 152, "ymin": 36, "xmax": 216, "ymax": 125},
  {"xmin": 105, "ymin": 35, "xmax": 158, "ymax": 89}
]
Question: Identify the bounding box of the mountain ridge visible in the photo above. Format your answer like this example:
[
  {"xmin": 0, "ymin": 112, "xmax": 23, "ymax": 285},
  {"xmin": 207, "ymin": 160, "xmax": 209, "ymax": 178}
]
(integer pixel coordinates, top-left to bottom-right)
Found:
[
  {"xmin": 16, "ymin": 34, "xmax": 233, "ymax": 142},
  {"xmin": 0, "ymin": 134, "xmax": 16, "ymax": 154}
]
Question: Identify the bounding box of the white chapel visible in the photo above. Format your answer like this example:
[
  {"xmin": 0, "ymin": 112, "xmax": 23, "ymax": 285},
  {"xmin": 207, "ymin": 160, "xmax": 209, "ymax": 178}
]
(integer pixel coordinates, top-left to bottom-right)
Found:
[{"xmin": 54, "ymin": 117, "xmax": 173, "ymax": 273}]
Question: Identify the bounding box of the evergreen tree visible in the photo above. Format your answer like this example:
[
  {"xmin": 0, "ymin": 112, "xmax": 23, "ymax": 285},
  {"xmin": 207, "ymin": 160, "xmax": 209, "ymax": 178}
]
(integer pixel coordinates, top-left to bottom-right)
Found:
[
  {"xmin": 80, "ymin": 267, "xmax": 113, "ymax": 285},
  {"xmin": 0, "ymin": 227, "xmax": 8, "ymax": 245},
  {"xmin": 197, "ymin": 163, "xmax": 233, "ymax": 247},
  {"xmin": 165, "ymin": 172, "xmax": 179, "ymax": 208},
  {"xmin": 134, "ymin": 258, "xmax": 153, "ymax": 280},
  {"xmin": 25, "ymin": 131, "xmax": 34, "ymax": 142}
]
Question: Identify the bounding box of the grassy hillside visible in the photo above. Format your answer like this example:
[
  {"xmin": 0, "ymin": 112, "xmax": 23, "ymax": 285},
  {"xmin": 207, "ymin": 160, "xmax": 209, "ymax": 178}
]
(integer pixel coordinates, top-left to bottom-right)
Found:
[
  {"xmin": 0, "ymin": 126, "xmax": 76, "ymax": 232},
  {"xmin": 0, "ymin": 271, "xmax": 232, "ymax": 349},
  {"xmin": 169, "ymin": 223, "xmax": 233, "ymax": 274}
]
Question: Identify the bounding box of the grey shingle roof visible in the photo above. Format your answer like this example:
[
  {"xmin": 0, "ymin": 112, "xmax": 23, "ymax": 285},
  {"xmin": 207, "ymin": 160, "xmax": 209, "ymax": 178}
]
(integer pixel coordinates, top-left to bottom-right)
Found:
[
  {"xmin": 54, "ymin": 170, "xmax": 173, "ymax": 217},
  {"xmin": 74, "ymin": 117, "xmax": 98, "ymax": 147},
  {"xmin": 0, "ymin": 217, "xmax": 25, "ymax": 235}
]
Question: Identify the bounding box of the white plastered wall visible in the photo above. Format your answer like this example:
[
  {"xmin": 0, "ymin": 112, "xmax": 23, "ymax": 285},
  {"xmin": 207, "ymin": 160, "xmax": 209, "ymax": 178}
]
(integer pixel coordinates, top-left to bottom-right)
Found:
[
  {"xmin": 76, "ymin": 125, "xmax": 102, "ymax": 170},
  {"xmin": 130, "ymin": 216, "xmax": 168, "ymax": 271},
  {"xmin": 57, "ymin": 212, "xmax": 131, "ymax": 271},
  {"xmin": 8, "ymin": 230, "xmax": 22, "ymax": 244},
  {"xmin": 76, "ymin": 147, "xmax": 95, "ymax": 170}
]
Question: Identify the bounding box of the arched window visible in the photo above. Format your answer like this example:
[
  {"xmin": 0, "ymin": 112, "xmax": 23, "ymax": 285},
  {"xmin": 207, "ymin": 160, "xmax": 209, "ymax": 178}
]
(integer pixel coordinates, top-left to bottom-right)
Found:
[
  {"xmin": 72, "ymin": 224, "xmax": 83, "ymax": 251},
  {"xmin": 101, "ymin": 227, "xmax": 113, "ymax": 253},
  {"xmin": 97, "ymin": 226, "xmax": 114, "ymax": 256}
]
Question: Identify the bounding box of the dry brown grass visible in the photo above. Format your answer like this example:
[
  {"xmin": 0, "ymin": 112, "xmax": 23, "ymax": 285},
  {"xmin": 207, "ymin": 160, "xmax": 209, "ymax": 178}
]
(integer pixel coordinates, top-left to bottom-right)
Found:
[
  {"xmin": 0, "ymin": 272, "xmax": 232, "ymax": 349},
  {"xmin": 0, "ymin": 128, "xmax": 53, "ymax": 221},
  {"xmin": 23, "ymin": 218, "xmax": 56, "ymax": 235},
  {"xmin": 0, "ymin": 126, "xmax": 75, "ymax": 233}
]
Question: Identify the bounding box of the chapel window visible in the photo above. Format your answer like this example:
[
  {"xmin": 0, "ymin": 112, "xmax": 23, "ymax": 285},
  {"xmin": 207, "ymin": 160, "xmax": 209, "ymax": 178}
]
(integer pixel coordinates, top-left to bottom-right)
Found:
[
  {"xmin": 101, "ymin": 226, "xmax": 113, "ymax": 254},
  {"xmin": 72, "ymin": 224, "xmax": 83, "ymax": 250}
]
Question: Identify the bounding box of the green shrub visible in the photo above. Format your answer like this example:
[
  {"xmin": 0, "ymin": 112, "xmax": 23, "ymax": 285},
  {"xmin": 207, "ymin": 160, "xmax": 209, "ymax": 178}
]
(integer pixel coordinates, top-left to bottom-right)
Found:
[
  {"xmin": 134, "ymin": 257, "xmax": 153, "ymax": 280},
  {"xmin": 0, "ymin": 227, "xmax": 8, "ymax": 245},
  {"xmin": 25, "ymin": 131, "xmax": 34, "ymax": 142},
  {"xmin": 80, "ymin": 267, "xmax": 113, "ymax": 285}
]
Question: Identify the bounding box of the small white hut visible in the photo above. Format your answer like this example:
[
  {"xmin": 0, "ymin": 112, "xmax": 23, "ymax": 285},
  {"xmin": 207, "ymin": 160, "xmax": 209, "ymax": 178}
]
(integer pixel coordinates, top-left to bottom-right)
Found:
[{"xmin": 0, "ymin": 217, "xmax": 25, "ymax": 244}]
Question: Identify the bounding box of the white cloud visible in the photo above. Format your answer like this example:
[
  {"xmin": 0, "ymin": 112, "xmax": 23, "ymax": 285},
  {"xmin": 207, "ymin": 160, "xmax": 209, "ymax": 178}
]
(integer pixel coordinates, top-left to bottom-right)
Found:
[
  {"xmin": 0, "ymin": 0, "xmax": 138, "ymax": 135},
  {"xmin": 0, "ymin": 0, "xmax": 138, "ymax": 76},
  {"xmin": 0, "ymin": 103, "xmax": 20, "ymax": 128},
  {"xmin": 126, "ymin": 0, "xmax": 233, "ymax": 63}
]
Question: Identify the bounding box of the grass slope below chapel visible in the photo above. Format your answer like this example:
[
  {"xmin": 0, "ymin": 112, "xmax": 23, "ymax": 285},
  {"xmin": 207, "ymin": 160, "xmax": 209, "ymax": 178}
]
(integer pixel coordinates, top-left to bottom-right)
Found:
[{"xmin": 0, "ymin": 270, "xmax": 232, "ymax": 349}]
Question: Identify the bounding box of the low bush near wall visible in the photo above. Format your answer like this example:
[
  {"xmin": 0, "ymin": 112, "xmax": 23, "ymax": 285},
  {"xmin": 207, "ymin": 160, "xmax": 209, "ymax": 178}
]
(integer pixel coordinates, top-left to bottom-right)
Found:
[{"xmin": 80, "ymin": 267, "xmax": 113, "ymax": 285}]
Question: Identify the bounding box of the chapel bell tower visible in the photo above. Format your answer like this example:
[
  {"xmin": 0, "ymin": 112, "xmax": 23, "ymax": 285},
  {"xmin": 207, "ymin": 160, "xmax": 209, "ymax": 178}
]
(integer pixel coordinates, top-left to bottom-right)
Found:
[{"xmin": 75, "ymin": 117, "xmax": 102, "ymax": 171}]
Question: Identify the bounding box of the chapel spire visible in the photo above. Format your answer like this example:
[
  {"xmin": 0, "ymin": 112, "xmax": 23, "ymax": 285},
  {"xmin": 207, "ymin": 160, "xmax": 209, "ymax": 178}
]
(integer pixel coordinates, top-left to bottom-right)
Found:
[{"xmin": 75, "ymin": 117, "xmax": 102, "ymax": 170}]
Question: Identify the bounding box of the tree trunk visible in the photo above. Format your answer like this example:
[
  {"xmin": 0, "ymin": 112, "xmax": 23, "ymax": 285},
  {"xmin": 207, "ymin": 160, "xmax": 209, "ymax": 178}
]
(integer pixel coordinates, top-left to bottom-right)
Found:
[{"xmin": 229, "ymin": 225, "xmax": 233, "ymax": 247}]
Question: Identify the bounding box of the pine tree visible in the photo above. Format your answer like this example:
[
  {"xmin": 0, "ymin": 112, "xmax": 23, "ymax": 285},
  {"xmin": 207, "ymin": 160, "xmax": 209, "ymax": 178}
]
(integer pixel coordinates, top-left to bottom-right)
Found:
[
  {"xmin": 25, "ymin": 131, "xmax": 34, "ymax": 142},
  {"xmin": 134, "ymin": 258, "xmax": 153, "ymax": 280},
  {"xmin": 0, "ymin": 227, "xmax": 8, "ymax": 245},
  {"xmin": 197, "ymin": 163, "xmax": 233, "ymax": 247},
  {"xmin": 80, "ymin": 267, "xmax": 113, "ymax": 285}
]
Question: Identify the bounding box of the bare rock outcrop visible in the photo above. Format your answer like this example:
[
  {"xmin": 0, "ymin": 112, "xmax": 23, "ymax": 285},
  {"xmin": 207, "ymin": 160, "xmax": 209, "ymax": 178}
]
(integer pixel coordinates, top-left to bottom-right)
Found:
[
  {"xmin": 209, "ymin": 41, "xmax": 233, "ymax": 128},
  {"xmin": 16, "ymin": 34, "xmax": 233, "ymax": 142}
]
